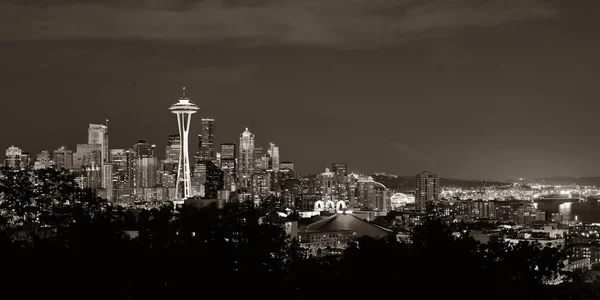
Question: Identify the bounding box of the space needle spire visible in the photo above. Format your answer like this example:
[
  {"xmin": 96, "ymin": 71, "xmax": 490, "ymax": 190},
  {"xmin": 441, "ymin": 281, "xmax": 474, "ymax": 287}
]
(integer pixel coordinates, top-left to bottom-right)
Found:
[{"xmin": 170, "ymin": 87, "xmax": 199, "ymax": 204}]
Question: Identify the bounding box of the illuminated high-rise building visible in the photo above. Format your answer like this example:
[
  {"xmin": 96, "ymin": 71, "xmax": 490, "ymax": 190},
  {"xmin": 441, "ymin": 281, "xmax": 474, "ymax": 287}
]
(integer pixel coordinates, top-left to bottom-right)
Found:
[
  {"xmin": 74, "ymin": 144, "xmax": 102, "ymax": 189},
  {"xmin": 238, "ymin": 128, "xmax": 255, "ymax": 189},
  {"xmin": 415, "ymin": 171, "xmax": 440, "ymax": 212},
  {"xmin": 204, "ymin": 161, "xmax": 224, "ymax": 199},
  {"xmin": 170, "ymin": 87, "xmax": 199, "ymax": 201},
  {"xmin": 166, "ymin": 134, "xmax": 181, "ymax": 161},
  {"xmin": 198, "ymin": 118, "xmax": 215, "ymax": 162},
  {"xmin": 20, "ymin": 152, "xmax": 31, "ymax": 169},
  {"xmin": 251, "ymin": 170, "xmax": 271, "ymax": 199},
  {"xmin": 74, "ymin": 144, "xmax": 102, "ymax": 171},
  {"xmin": 221, "ymin": 143, "xmax": 236, "ymax": 160},
  {"xmin": 53, "ymin": 146, "xmax": 73, "ymax": 170},
  {"xmin": 88, "ymin": 123, "xmax": 109, "ymax": 163},
  {"xmin": 34, "ymin": 150, "xmax": 53, "ymax": 170},
  {"xmin": 220, "ymin": 143, "xmax": 236, "ymax": 191},
  {"xmin": 133, "ymin": 140, "xmax": 158, "ymax": 200},
  {"xmin": 268, "ymin": 143, "xmax": 280, "ymax": 171},
  {"xmin": 253, "ymin": 147, "xmax": 264, "ymax": 170},
  {"xmin": 4, "ymin": 146, "xmax": 22, "ymax": 169},
  {"xmin": 111, "ymin": 148, "xmax": 135, "ymax": 203},
  {"xmin": 88, "ymin": 123, "xmax": 110, "ymax": 191}
]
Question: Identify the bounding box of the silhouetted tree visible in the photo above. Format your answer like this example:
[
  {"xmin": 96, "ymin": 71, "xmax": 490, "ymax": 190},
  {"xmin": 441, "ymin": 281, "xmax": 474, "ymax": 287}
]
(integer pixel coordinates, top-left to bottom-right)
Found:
[{"xmin": 0, "ymin": 170, "xmax": 574, "ymax": 299}]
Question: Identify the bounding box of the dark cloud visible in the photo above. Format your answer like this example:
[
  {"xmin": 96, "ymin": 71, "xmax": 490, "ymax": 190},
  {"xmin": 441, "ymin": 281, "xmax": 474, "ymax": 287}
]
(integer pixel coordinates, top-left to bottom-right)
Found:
[
  {"xmin": 0, "ymin": 0, "xmax": 557, "ymax": 48},
  {"xmin": 2, "ymin": 0, "xmax": 600, "ymax": 180}
]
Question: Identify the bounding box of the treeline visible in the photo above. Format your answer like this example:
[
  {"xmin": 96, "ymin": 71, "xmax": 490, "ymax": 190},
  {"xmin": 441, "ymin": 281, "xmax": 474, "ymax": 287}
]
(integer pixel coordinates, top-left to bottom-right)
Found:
[{"xmin": 0, "ymin": 168, "xmax": 587, "ymax": 299}]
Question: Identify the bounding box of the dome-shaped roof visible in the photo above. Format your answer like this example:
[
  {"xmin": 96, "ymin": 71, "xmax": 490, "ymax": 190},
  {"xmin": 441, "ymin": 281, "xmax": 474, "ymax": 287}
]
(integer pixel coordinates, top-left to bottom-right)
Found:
[
  {"xmin": 390, "ymin": 193, "xmax": 414, "ymax": 208},
  {"xmin": 373, "ymin": 181, "xmax": 387, "ymax": 190}
]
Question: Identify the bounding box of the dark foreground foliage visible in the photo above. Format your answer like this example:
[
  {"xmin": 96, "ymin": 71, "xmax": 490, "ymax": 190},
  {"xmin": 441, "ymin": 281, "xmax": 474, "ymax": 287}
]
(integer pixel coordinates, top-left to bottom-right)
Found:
[{"xmin": 0, "ymin": 167, "xmax": 586, "ymax": 299}]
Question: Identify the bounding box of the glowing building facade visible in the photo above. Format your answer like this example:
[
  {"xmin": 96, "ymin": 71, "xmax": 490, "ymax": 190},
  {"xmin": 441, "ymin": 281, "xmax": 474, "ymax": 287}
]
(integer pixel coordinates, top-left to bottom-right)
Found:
[
  {"xmin": 88, "ymin": 123, "xmax": 108, "ymax": 164},
  {"xmin": 198, "ymin": 118, "xmax": 215, "ymax": 163},
  {"xmin": 415, "ymin": 171, "xmax": 440, "ymax": 212},
  {"xmin": 238, "ymin": 128, "xmax": 255, "ymax": 189}
]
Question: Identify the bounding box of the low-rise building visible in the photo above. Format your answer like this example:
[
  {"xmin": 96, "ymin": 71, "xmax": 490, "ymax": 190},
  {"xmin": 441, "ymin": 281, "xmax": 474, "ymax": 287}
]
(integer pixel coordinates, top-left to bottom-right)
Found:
[{"xmin": 299, "ymin": 213, "xmax": 392, "ymax": 256}]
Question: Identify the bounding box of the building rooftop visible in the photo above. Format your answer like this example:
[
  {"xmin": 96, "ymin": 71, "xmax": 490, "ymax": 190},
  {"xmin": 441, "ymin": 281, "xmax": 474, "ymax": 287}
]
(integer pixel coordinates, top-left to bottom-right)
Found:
[{"xmin": 303, "ymin": 213, "xmax": 392, "ymax": 237}]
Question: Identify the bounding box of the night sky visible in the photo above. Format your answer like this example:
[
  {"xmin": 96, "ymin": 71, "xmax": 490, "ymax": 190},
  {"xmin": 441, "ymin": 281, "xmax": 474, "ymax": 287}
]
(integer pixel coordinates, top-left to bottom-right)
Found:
[{"xmin": 1, "ymin": 0, "xmax": 599, "ymax": 180}]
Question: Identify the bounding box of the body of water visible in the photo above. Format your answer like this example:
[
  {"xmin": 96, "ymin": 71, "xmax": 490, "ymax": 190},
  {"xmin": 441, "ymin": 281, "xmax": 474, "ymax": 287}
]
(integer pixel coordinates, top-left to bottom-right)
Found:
[{"xmin": 536, "ymin": 200, "xmax": 600, "ymax": 223}]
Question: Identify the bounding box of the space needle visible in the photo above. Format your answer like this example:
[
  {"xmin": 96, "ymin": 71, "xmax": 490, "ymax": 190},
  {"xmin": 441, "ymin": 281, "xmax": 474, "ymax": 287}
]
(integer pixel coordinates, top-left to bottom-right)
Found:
[{"xmin": 170, "ymin": 87, "xmax": 199, "ymax": 205}]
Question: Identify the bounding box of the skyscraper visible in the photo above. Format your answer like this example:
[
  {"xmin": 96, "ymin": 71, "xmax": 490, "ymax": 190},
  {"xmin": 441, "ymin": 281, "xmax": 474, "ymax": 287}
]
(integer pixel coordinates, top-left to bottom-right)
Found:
[
  {"xmin": 203, "ymin": 161, "xmax": 224, "ymax": 199},
  {"xmin": 20, "ymin": 152, "xmax": 31, "ymax": 169},
  {"xmin": 238, "ymin": 128, "xmax": 255, "ymax": 189},
  {"xmin": 253, "ymin": 147, "xmax": 264, "ymax": 170},
  {"xmin": 166, "ymin": 134, "xmax": 181, "ymax": 161},
  {"xmin": 220, "ymin": 143, "xmax": 236, "ymax": 160},
  {"xmin": 198, "ymin": 118, "xmax": 215, "ymax": 162},
  {"xmin": 4, "ymin": 146, "xmax": 22, "ymax": 169},
  {"xmin": 73, "ymin": 144, "xmax": 102, "ymax": 189},
  {"xmin": 110, "ymin": 148, "xmax": 135, "ymax": 203},
  {"xmin": 268, "ymin": 142, "xmax": 280, "ymax": 171},
  {"xmin": 53, "ymin": 146, "xmax": 73, "ymax": 170},
  {"xmin": 88, "ymin": 123, "xmax": 109, "ymax": 163},
  {"xmin": 415, "ymin": 171, "xmax": 440, "ymax": 212},
  {"xmin": 34, "ymin": 150, "xmax": 53, "ymax": 169},
  {"xmin": 73, "ymin": 144, "xmax": 102, "ymax": 171},
  {"xmin": 133, "ymin": 140, "xmax": 158, "ymax": 199},
  {"xmin": 170, "ymin": 87, "xmax": 199, "ymax": 201},
  {"xmin": 220, "ymin": 143, "xmax": 236, "ymax": 191}
]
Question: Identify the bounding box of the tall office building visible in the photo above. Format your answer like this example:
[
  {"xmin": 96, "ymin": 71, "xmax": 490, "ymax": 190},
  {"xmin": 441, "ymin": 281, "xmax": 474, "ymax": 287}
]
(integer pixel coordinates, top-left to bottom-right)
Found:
[
  {"xmin": 169, "ymin": 134, "xmax": 180, "ymax": 146},
  {"xmin": 74, "ymin": 144, "xmax": 102, "ymax": 189},
  {"xmin": 220, "ymin": 143, "xmax": 236, "ymax": 160},
  {"xmin": 166, "ymin": 134, "xmax": 181, "ymax": 161},
  {"xmin": 204, "ymin": 161, "xmax": 224, "ymax": 199},
  {"xmin": 53, "ymin": 146, "xmax": 73, "ymax": 170},
  {"xmin": 161, "ymin": 134, "xmax": 180, "ymax": 178},
  {"xmin": 88, "ymin": 123, "xmax": 109, "ymax": 163},
  {"xmin": 238, "ymin": 128, "xmax": 255, "ymax": 189},
  {"xmin": 170, "ymin": 87, "xmax": 199, "ymax": 201},
  {"xmin": 133, "ymin": 140, "xmax": 158, "ymax": 200},
  {"xmin": 251, "ymin": 171, "xmax": 271, "ymax": 199},
  {"xmin": 102, "ymin": 164, "xmax": 114, "ymax": 201},
  {"xmin": 356, "ymin": 176, "xmax": 376, "ymax": 209},
  {"xmin": 4, "ymin": 146, "xmax": 22, "ymax": 169},
  {"xmin": 220, "ymin": 143, "xmax": 236, "ymax": 191},
  {"xmin": 74, "ymin": 144, "xmax": 102, "ymax": 171},
  {"xmin": 111, "ymin": 149, "xmax": 135, "ymax": 203},
  {"xmin": 34, "ymin": 150, "xmax": 53, "ymax": 169},
  {"xmin": 318, "ymin": 168, "xmax": 339, "ymax": 203},
  {"xmin": 253, "ymin": 147, "xmax": 264, "ymax": 170},
  {"xmin": 20, "ymin": 152, "xmax": 31, "ymax": 169},
  {"xmin": 415, "ymin": 171, "xmax": 440, "ymax": 212},
  {"xmin": 88, "ymin": 123, "xmax": 110, "ymax": 190},
  {"xmin": 198, "ymin": 118, "xmax": 215, "ymax": 162},
  {"xmin": 268, "ymin": 143, "xmax": 280, "ymax": 171}
]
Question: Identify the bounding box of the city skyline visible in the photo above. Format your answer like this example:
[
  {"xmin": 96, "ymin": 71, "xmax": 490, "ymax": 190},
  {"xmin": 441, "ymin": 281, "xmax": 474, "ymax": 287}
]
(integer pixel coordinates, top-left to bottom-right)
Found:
[
  {"xmin": 4, "ymin": 2, "xmax": 600, "ymax": 297},
  {"xmin": 2, "ymin": 1, "xmax": 600, "ymax": 180}
]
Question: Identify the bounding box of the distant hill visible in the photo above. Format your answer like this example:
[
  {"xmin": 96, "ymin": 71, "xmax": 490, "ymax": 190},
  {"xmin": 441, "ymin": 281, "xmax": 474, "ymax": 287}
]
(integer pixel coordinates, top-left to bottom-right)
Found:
[
  {"xmin": 510, "ymin": 177, "xmax": 600, "ymax": 187},
  {"xmin": 372, "ymin": 175, "xmax": 510, "ymax": 192}
]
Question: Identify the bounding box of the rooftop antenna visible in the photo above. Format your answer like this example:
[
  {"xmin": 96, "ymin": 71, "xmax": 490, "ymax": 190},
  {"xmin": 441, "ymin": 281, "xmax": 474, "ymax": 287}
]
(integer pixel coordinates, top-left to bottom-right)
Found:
[{"xmin": 182, "ymin": 86, "xmax": 186, "ymax": 98}]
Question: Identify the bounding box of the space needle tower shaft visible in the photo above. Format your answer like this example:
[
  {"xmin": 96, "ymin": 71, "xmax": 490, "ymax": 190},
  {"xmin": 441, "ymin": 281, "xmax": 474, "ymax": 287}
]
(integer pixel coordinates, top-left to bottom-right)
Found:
[{"xmin": 169, "ymin": 87, "xmax": 199, "ymax": 203}]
